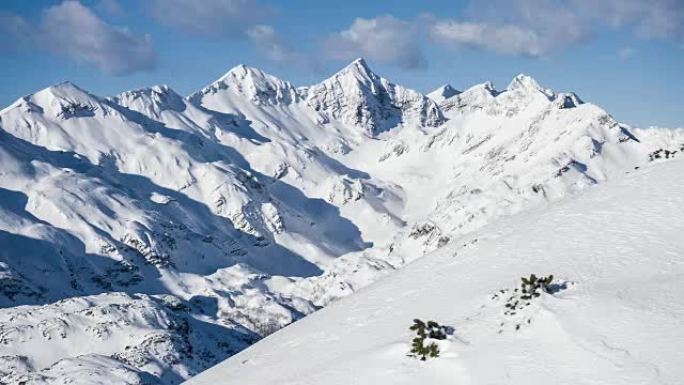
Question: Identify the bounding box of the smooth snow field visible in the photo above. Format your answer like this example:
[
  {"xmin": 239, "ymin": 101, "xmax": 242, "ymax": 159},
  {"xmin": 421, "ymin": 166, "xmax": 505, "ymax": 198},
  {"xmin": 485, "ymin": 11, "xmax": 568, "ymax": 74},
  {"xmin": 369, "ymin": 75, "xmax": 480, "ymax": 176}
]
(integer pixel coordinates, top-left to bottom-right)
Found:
[{"xmin": 188, "ymin": 157, "xmax": 684, "ymax": 385}]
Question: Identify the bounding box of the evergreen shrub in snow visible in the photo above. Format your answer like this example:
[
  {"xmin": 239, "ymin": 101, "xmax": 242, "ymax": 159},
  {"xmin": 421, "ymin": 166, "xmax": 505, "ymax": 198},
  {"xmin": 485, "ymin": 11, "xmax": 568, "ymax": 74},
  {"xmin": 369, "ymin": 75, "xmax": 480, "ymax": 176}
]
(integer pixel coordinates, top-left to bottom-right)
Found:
[
  {"xmin": 408, "ymin": 319, "xmax": 448, "ymax": 361},
  {"xmin": 520, "ymin": 274, "xmax": 554, "ymax": 300}
]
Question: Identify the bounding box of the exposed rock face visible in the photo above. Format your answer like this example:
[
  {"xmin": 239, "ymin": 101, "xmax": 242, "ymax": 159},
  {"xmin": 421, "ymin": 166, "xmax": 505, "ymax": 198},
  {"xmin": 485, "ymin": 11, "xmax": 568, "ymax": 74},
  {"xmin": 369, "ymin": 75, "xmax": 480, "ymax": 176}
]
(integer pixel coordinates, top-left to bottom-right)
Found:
[{"xmin": 302, "ymin": 58, "xmax": 445, "ymax": 136}]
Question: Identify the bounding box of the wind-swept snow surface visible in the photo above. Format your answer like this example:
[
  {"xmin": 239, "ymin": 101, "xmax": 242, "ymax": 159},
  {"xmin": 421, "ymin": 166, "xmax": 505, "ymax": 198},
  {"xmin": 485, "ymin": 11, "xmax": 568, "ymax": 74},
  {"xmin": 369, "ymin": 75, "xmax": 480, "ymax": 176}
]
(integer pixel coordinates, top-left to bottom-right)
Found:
[
  {"xmin": 188, "ymin": 157, "xmax": 684, "ymax": 385},
  {"xmin": 1, "ymin": 59, "xmax": 683, "ymax": 384}
]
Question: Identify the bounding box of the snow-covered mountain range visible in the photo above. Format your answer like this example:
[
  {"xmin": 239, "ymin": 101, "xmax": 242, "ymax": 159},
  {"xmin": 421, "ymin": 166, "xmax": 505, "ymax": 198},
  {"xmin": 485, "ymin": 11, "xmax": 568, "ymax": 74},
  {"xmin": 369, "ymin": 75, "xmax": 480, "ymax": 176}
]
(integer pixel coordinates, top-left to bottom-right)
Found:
[{"xmin": 0, "ymin": 58, "xmax": 682, "ymax": 384}]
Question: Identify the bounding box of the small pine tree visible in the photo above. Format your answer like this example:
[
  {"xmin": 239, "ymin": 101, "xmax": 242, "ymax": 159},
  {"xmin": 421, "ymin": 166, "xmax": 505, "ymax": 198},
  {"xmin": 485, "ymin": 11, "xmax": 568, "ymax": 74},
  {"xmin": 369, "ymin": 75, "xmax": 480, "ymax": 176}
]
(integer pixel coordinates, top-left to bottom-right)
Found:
[
  {"xmin": 427, "ymin": 342, "xmax": 440, "ymax": 358},
  {"xmin": 520, "ymin": 274, "xmax": 554, "ymax": 299},
  {"xmin": 427, "ymin": 320, "xmax": 447, "ymax": 340},
  {"xmin": 408, "ymin": 319, "xmax": 446, "ymax": 360}
]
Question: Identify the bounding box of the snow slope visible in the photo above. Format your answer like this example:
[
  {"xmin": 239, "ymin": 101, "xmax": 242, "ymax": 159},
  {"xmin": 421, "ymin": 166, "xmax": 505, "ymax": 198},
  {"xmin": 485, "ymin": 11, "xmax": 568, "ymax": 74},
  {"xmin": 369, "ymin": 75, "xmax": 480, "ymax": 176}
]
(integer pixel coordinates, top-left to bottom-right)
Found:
[
  {"xmin": 188, "ymin": 156, "xmax": 684, "ymax": 385},
  {"xmin": 1, "ymin": 58, "xmax": 683, "ymax": 384}
]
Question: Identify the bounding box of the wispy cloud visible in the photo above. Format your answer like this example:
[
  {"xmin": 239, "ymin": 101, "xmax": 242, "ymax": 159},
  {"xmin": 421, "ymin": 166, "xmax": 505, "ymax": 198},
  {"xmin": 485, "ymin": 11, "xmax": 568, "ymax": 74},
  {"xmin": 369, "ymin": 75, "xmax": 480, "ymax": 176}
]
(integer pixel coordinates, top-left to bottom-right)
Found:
[
  {"xmin": 321, "ymin": 0, "xmax": 684, "ymax": 67},
  {"xmin": 0, "ymin": 11, "xmax": 31, "ymax": 40},
  {"xmin": 247, "ymin": 24, "xmax": 296, "ymax": 62},
  {"xmin": 570, "ymin": 0, "xmax": 684, "ymax": 40},
  {"xmin": 324, "ymin": 16, "xmax": 425, "ymax": 69},
  {"xmin": 454, "ymin": 0, "xmax": 683, "ymax": 52},
  {"xmin": 0, "ymin": 1, "xmax": 156, "ymax": 75},
  {"xmin": 432, "ymin": 0, "xmax": 587, "ymax": 56},
  {"xmin": 430, "ymin": 21, "xmax": 544, "ymax": 57},
  {"xmin": 147, "ymin": 0, "xmax": 304, "ymax": 65},
  {"xmin": 148, "ymin": 0, "xmax": 272, "ymax": 38}
]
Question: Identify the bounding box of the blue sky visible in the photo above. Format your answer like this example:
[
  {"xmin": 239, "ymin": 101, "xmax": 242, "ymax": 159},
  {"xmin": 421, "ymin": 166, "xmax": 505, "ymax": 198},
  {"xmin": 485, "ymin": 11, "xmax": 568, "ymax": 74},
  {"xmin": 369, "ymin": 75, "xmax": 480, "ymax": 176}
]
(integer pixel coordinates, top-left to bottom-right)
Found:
[{"xmin": 1, "ymin": 0, "xmax": 682, "ymax": 127}]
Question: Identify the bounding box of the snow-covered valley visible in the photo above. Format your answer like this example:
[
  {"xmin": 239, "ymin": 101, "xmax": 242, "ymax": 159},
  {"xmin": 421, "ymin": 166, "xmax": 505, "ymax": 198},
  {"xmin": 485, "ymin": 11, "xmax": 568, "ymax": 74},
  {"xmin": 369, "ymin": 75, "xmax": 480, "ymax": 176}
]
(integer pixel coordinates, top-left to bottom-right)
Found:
[{"xmin": 0, "ymin": 58, "xmax": 682, "ymax": 384}]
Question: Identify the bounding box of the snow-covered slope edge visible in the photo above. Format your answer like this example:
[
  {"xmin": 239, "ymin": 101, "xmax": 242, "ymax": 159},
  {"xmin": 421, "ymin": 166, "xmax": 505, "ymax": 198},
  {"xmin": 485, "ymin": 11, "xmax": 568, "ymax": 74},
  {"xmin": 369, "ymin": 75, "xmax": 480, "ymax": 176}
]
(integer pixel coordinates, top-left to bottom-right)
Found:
[{"xmin": 187, "ymin": 157, "xmax": 684, "ymax": 385}]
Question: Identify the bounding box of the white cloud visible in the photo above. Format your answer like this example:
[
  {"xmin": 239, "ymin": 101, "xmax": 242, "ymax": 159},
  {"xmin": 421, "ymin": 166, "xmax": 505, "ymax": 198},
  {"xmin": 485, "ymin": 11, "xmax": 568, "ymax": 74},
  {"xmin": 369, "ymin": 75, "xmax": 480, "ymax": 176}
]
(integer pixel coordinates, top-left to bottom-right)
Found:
[
  {"xmin": 564, "ymin": 0, "xmax": 678, "ymax": 38},
  {"xmin": 430, "ymin": 21, "xmax": 543, "ymax": 56},
  {"xmin": 576, "ymin": 0, "xmax": 684, "ymax": 40},
  {"xmin": 247, "ymin": 24, "xmax": 295, "ymax": 62},
  {"xmin": 0, "ymin": 11, "xmax": 29, "ymax": 34},
  {"xmin": 435, "ymin": 0, "xmax": 587, "ymax": 56},
  {"xmin": 148, "ymin": 0, "xmax": 293, "ymax": 64},
  {"xmin": 0, "ymin": 1, "xmax": 156, "ymax": 75},
  {"xmin": 39, "ymin": 1, "xmax": 156, "ymax": 75},
  {"xmin": 429, "ymin": 0, "xmax": 683, "ymax": 57},
  {"xmin": 465, "ymin": 0, "xmax": 682, "ymax": 48},
  {"xmin": 324, "ymin": 16, "xmax": 425, "ymax": 69},
  {"xmin": 149, "ymin": 0, "xmax": 272, "ymax": 38},
  {"xmin": 321, "ymin": 2, "xmax": 588, "ymax": 66}
]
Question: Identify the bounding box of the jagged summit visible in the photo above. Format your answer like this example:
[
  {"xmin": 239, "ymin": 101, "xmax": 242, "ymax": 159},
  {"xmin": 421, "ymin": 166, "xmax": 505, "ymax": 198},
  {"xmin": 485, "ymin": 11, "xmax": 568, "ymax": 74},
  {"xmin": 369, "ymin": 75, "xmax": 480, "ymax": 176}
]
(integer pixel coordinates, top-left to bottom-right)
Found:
[
  {"xmin": 304, "ymin": 58, "xmax": 445, "ymax": 136},
  {"xmin": 301, "ymin": 58, "xmax": 383, "ymax": 97},
  {"xmin": 218, "ymin": 64, "xmax": 277, "ymax": 83},
  {"xmin": 115, "ymin": 84, "xmax": 186, "ymax": 114},
  {"xmin": 428, "ymin": 84, "xmax": 461, "ymax": 104},
  {"xmin": 554, "ymin": 92, "xmax": 584, "ymax": 109},
  {"xmin": 506, "ymin": 74, "xmax": 555, "ymax": 99},
  {"xmin": 191, "ymin": 63, "xmax": 299, "ymax": 107},
  {"xmin": 507, "ymin": 74, "xmax": 542, "ymax": 91},
  {"xmin": 351, "ymin": 57, "xmax": 369, "ymax": 68},
  {"xmin": 1, "ymin": 80, "xmax": 106, "ymax": 119},
  {"xmin": 328, "ymin": 57, "xmax": 378, "ymax": 83},
  {"xmin": 117, "ymin": 84, "xmax": 181, "ymax": 99},
  {"xmin": 460, "ymin": 81, "xmax": 498, "ymax": 96},
  {"xmin": 35, "ymin": 81, "xmax": 97, "ymax": 102},
  {"xmin": 184, "ymin": 57, "xmax": 445, "ymax": 136},
  {"xmin": 438, "ymin": 80, "xmax": 499, "ymax": 110}
]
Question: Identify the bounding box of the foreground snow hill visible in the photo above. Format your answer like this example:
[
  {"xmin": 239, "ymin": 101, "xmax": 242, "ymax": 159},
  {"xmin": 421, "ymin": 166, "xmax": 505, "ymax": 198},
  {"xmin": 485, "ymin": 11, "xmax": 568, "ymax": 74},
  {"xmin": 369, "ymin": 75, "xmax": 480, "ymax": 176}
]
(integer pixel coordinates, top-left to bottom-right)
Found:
[
  {"xmin": 187, "ymin": 157, "xmax": 684, "ymax": 385},
  {"xmin": 1, "ymin": 57, "xmax": 684, "ymax": 383}
]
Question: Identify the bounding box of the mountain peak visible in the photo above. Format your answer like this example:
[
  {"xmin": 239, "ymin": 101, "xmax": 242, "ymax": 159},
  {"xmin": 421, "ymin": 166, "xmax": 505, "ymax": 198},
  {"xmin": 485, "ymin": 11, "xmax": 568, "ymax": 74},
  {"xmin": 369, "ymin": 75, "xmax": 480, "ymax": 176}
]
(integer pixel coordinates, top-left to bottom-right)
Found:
[
  {"xmin": 43, "ymin": 81, "xmax": 90, "ymax": 97},
  {"xmin": 151, "ymin": 84, "xmax": 174, "ymax": 94},
  {"xmin": 218, "ymin": 64, "xmax": 274, "ymax": 84},
  {"xmin": 33, "ymin": 81, "xmax": 100, "ymax": 108},
  {"xmin": 352, "ymin": 57, "xmax": 368, "ymax": 66},
  {"xmin": 349, "ymin": 57, "xmax": 371, "ymax": 72},
  {"xmin": 0, "ymin": 80, "xmax": 112, "ymax": 120},
  {"xmin": 119, "ymin": 84, "xmax": 179, "ymax": 98},
  {"xmin": 465, "ymin": 81, "xmax": 498, "ymax": 96},
  {"xmin": 115, "ymin": 84, "xmax": 185, "ymax": 114},
  {"xmin": 304, "ymin": 58, "xmax": 444, "ymax": 136},
  {"xmin": 192, "ymin": 63, "xmax": 299, "ymax": 107},
  {"xmin": 506, "ymin": 74, "xmax": 554, "ymax": 98},
  {"xmin": 329, "ymin": 58, "xmax": 379, "ymax": 84},
  {"xmin": 507, "ymin": 74, "xmax": 542, "ymax": 91},
  {"xmin": 428, "ymin": 84, "xmax": 461, "ymax": 103},
  {"xmin": 439, "ymin": 81, "xmax": 499, "ymax": 112}
]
